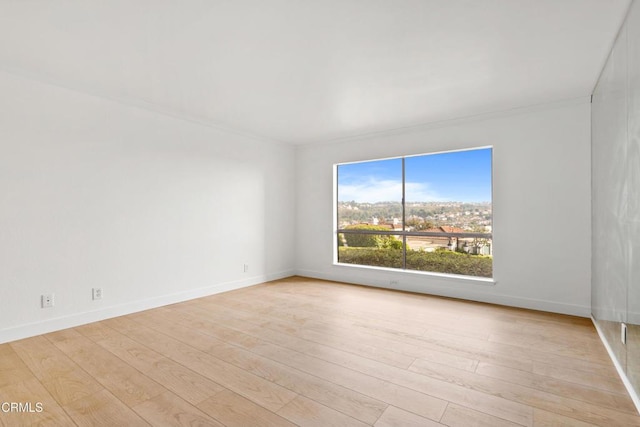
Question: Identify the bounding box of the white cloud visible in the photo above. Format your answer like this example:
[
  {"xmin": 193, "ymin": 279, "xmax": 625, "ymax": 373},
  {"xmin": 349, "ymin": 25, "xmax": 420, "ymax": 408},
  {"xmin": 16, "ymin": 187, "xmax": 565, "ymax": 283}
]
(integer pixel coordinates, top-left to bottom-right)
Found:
[
  {"xmin": 405, "ymin": 182, "xmax": 443, "ymax": 202},
  {"xmin": 338, "ymin": 178, "xmax": 441, "ymax": 203}
]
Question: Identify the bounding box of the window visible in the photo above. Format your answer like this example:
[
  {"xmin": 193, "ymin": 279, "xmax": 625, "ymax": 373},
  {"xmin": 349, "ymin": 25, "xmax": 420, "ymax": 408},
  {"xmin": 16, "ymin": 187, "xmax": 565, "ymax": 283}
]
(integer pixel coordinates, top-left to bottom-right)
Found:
[{"xmin": 336, "ymin": 147, "xmax": 492, "ymax": 278}]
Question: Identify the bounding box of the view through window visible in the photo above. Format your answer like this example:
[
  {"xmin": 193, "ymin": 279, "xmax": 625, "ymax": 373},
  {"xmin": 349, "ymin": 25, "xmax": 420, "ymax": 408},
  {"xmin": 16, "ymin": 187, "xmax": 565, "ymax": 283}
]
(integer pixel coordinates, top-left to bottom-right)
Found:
[{"xmin": 336, "ymin": 147, "xmax": 492, "ymax": 278}]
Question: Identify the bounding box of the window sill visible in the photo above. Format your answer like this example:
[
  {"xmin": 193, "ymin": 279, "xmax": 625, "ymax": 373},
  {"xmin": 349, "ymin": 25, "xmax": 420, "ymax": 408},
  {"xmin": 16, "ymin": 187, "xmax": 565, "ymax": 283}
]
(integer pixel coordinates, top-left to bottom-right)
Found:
[{"xmin": 333, "ymin": 262, "xmax": 496, "ymax": 285}]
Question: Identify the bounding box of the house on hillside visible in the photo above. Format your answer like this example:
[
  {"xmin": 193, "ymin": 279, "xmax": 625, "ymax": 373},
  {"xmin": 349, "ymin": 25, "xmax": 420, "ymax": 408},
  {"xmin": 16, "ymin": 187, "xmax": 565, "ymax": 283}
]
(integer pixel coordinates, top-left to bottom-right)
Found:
[{"xmin": 406, "ymin": 226, "xmax": 492, "ymax": 255}]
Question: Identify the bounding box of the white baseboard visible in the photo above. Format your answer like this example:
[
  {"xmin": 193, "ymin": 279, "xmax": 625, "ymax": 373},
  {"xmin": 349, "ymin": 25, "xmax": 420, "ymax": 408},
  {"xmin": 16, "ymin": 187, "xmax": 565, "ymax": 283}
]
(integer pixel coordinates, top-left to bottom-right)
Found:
[
  {"xmin": 629, "ymin": 310, "xmax": 640, "ymax": 325},
  {"xmin": 0, "ymin": 270, "xmax": 294, "ymax": 344},
  {"xmin": 295, "ymin": 269, "xmax": 590, "ymax": 318},
  {"xmin": 592, "ymin": 316, "xmax": 640, "ymax": 415}
]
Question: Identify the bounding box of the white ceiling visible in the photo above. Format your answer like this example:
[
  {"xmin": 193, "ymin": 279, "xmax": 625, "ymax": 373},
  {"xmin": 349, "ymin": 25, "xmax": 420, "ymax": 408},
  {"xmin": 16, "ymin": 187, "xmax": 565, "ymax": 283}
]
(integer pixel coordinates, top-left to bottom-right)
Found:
[{"xmin": 0, "ymin": 1, "xmax": 631, "ymax": 144}]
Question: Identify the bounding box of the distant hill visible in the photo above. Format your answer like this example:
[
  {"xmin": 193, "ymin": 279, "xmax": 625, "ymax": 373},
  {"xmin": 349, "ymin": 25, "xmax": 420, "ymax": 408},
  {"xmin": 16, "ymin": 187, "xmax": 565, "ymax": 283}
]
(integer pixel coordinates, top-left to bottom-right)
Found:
[{"xmin": 338, "ymin": 201, "xmax": 491, "ymax": 231}]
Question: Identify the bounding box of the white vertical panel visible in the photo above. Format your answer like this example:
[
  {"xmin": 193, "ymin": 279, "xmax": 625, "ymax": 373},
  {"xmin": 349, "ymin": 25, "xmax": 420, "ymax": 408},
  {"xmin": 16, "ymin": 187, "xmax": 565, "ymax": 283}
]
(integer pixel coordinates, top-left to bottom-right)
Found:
[
  {"xmin": 591, "ymin": 10, "xmax": 629, "ymax": 371},
  {"xmin": 625, "ymin": 0, "xmax": 640, "ymax": 397}
]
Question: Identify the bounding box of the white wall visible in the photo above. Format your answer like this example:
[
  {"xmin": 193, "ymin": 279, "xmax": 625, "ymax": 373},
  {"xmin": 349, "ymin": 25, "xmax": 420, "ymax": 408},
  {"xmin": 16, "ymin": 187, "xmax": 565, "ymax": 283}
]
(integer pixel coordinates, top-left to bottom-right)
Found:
[
  {"xmin": 295, "ymin": 100, "xmax": 592, "ymax": 316},
  {"xmin": 0, "ymin": 67, "xmax": 593, "ymax": 345},
  {"xmin": 0, "ymin": 71, "xmax": 295, "ymax": 343}
]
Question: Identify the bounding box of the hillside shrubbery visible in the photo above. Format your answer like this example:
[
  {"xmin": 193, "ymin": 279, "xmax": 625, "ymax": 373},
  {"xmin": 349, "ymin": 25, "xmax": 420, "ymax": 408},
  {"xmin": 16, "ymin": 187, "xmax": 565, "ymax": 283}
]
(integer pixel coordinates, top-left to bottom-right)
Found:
[
  {"xmin": 342, "ymin": 224, "xmax": 402, "ymax": 249},
  {"xmin": 338, "ymin": 247, "xmax": 492, "ymax": 278}
]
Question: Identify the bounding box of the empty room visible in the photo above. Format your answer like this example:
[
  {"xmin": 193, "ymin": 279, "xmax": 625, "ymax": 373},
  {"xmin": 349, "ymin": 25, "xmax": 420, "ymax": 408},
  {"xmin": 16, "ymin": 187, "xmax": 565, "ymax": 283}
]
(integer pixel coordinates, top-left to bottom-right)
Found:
[{"xmin": 1, "ymin": 0, "xmax": 640, "ymax": 426}]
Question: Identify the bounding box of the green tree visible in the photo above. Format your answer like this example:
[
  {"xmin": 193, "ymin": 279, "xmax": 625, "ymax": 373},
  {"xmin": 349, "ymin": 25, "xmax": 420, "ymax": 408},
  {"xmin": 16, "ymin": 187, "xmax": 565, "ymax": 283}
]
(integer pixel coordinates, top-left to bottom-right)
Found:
[
  {"xmin": 343, "ymin": 224, "xmax": 401, "ymax": 249},
  {"xmin": 405, "ymin": 218, "xmax": 435, "ymax": 231}
]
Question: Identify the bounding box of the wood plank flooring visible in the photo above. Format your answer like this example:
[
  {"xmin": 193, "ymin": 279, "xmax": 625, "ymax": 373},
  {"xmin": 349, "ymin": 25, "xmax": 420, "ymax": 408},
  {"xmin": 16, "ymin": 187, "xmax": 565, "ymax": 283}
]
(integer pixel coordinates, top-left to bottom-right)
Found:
[{"xmin": 0, "ymin": 276, "xmax": 638, "ymax": 426}]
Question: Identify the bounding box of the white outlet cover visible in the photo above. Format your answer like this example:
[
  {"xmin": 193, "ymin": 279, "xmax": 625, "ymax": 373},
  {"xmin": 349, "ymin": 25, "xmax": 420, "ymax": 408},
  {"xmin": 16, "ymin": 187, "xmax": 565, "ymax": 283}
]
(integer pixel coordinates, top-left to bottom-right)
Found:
[{"xmin": 41, "ymin": 294, "xmax": 54, "ymax": 308}]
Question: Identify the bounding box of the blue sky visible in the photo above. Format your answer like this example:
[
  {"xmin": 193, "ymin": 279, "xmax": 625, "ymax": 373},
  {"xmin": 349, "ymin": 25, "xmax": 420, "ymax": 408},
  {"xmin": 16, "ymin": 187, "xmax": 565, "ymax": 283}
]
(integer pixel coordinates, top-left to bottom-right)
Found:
[{"xmin": 338, "ymin": 148, "xmax": 492, "ymax": 203}]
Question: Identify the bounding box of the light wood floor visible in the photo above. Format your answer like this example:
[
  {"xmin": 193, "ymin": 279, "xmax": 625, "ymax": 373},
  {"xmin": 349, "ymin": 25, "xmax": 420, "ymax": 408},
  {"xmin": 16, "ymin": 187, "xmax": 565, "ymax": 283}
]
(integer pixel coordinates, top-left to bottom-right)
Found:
[{"xmin": 1, "ymin": 276, "xmax": 639, "ymax": 426}]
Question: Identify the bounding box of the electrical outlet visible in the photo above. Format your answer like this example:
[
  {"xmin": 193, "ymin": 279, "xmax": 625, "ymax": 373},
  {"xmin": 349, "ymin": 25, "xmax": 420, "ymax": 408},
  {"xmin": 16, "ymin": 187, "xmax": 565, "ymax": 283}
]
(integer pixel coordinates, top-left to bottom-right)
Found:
[
  {"xmin": 390, "ymin": 280, "xmax": 399, "ymax": 286},
  {"xmin": 622, "ymin": 323, "xmax": 627, "ymax": 345},
  {"xmin": 92, "ymin": 288, "xmax": 103, "ymax": 300},
  {"xmin": 243, "ymin": 264, "xmax": 249, "ymax": 273},
  {"xmin": 41, "ymin": 294, "xmax": 54, "ymax": 308}
]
